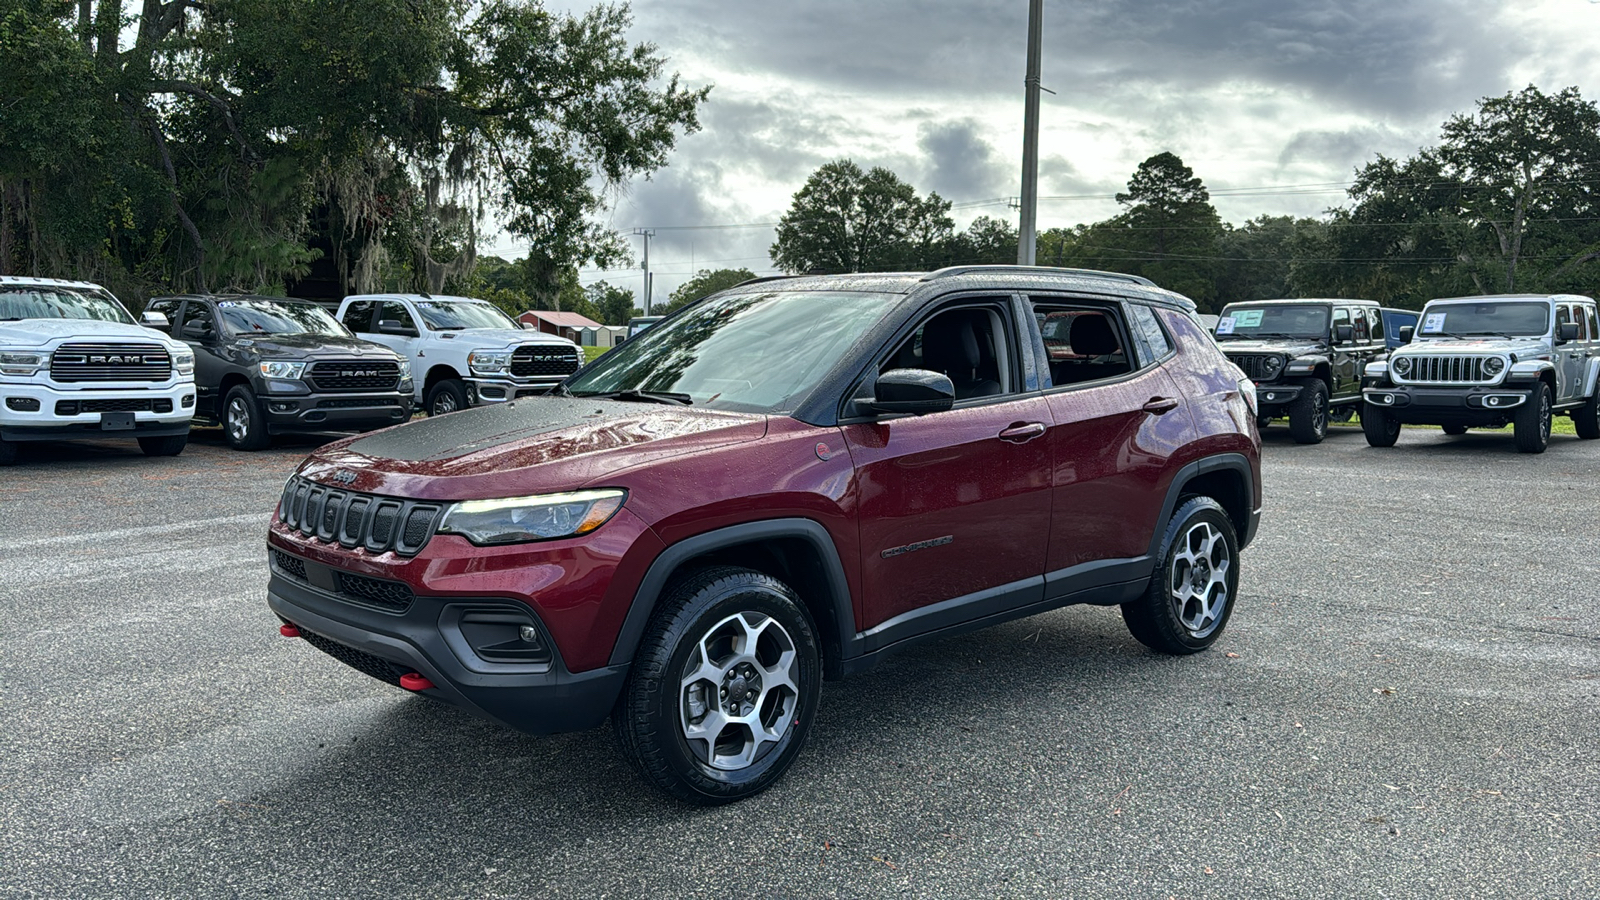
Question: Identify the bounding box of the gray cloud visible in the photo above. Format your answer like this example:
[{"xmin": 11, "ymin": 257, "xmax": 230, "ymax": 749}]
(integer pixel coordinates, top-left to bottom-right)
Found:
[{"xmin": 916, "ymin": 119, "xmax": 1010, "ymax": 200}]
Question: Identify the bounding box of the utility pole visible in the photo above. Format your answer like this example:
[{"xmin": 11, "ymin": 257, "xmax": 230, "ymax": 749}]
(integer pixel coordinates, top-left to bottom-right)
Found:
[
  {"xmin": 1017, "ymin": 0, "xmax": 1043, "ymax": 266},
  {"xmin": 632, "ymin": 228, "xmax": 656, "ymax": 315}
]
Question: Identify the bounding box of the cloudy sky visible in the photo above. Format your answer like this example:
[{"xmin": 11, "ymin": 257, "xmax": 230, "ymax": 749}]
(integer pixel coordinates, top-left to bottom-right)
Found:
[{"xmin": 492, "ymin": 0, "xmax": 1600, "ymax": 307}]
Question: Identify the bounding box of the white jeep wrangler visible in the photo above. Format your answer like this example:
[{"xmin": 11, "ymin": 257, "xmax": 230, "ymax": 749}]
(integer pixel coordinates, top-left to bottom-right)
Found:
[
  {"xmin": 336, "ymin": 294, "xmax": 584, "ymax": 416},
  {"xmin": 0, "ymin": 276, "xmax": 195, "ymax": 465}
]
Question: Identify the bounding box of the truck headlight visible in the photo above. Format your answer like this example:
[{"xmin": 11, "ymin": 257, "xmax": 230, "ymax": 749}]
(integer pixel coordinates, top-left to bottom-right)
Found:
[
  {"xmin": 259, "ymin": 360, "xmax": 307, "ymax": 380},
  {"xmin": 396, "ymin": 359, "xmax": 413, "ymax": 383},
  {"xmin": 1482, "ymin": 356, "xmax": 1505, "ymax": 376},
  {"xmin": 1392, "ymin": 356, "xmax": 1412, "ymax": 377},
  {"xmin": 469, "ymin": 350, "xmax": 511, "ymax": 376},
  {"xmin": 173, "ymin": 349, "xmax": 195, "ymax": 376},
  {"xmin": 438, "ymin": 489, "xmax": 626, "ymax": 546},
  {"xmin": 0, "ymin": 350, "xmax": 46, "ymax": 376}
]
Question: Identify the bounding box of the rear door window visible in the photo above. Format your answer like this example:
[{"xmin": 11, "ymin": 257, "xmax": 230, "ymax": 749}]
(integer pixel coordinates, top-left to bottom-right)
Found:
[
  {"xmin": 1030, "ymin": 299, "xmax": 1137, "ymax": 388},
  {"xmin": 342, "ymin": 301, "xmax": 377, "ymax": 333}
]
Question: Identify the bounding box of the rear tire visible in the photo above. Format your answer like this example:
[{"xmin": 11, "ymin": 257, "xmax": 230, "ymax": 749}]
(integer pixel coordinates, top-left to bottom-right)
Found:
[
  {"xmin": 614, "ymin": 567, "xmax": 821, "ymax": 805},
  {"xmin": 1513, "ymin": 383, "xmax": 1552, "ymax": 454},
  {"xmin": 1287, "ymin": 379, "xmax": 1329, "ymax": 444},
  {"xmin": 138, "ymin": 434, "xmax": 187, "ymax": 457},
  {"xmin": 425, "ymin": 379, "xmax": 468, "ymax": 417},
  {"xmin": 1575, "ymin": 388, "xmax": 1600, "ymax": 440},
  {"xmin": 1441, "ymin": 424, "xmax": 1468, "ymax": 436},
  {"xmin": 0, "ymin": 438, "xmax": 17, "ymax": 466},
  {"xmin": 1122, "ymin": 496, "xmax": 1239, "ymax": 655},
  {"xmin": 224, "ymin": 385, "xmax": 270, "ymax": 451},
  {"xmin": 1362, "ymin": 402, "xmax": 1401, "ymax": 447}
]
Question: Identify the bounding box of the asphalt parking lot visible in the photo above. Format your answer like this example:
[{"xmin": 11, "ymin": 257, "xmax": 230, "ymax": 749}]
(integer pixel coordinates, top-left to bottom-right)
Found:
[{"xmin": 2, "ymin": 423, "xmax": 1597, "ymax": 899}]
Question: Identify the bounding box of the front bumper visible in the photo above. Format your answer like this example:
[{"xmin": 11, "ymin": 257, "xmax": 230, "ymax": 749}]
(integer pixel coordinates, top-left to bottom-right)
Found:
[
  {"xmin": 1363, "ymin": 384, "xmax": 1532, "ymax": 424},
  {"xmin": 267, "ymin": 565, "xmax": 626, "ymax": 735},
  {"xmin": 263, "ymin": 392, "xmax": 413, "ymax": 434},
  {"xmin": 465, "ymin": 376, "xmax": 568, "ymax": 405},
  {"xmin": 1251, "ymin": 382, "xmax": 1303, "ymax": 411},
  {"xmin": 0, "ymin": 380, "xmax": 193, "ymax": 441}
]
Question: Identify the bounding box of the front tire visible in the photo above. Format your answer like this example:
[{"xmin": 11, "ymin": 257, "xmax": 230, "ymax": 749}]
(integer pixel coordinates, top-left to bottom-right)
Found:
[
  {"xmin": 1288, "ymin": 379, "xmax": 1329, "ymax": 444},
  {"xmin": 138, "ymin": 434, "xmax": 187, "ymax": 457},
  {"xmin": 0, "ymin": 438, "xmax": 17, "ymax": 466},
  {"xmin": 614, "ymin": 567, "xmax": 822, "ymax": 805},
  {"xmin": 425, "ymin": 379, "xmax": 468, "ymax": 417},
  {"xmin": 1513, "ymin": 383, "xmax": 1552, "ymax": 454},
  {"xmin": 1362, "ymin": 402, "xmax": 1401, "ymax": 447},
  {"xmin": 224, "ymin": 385, "xmax": 270, "ymax": 451},
  {"xmin": 1122, "ymin": 496, "xmax": 1239, "ymax": 655}
]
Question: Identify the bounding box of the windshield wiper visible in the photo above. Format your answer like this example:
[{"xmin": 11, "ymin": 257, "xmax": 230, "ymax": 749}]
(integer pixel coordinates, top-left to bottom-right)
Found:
[
  {"xmin": 573, "ymin": 389, "xmax": 693, "ymax": 406},
  {"xmin": 1460, "ymin": 331, "xmax": 1514, "ymax": 340}
]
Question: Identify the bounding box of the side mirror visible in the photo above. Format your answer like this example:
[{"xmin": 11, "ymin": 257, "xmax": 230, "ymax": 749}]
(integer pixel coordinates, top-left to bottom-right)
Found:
[
  {"xmin": 378, "ymin": 319, "xmax": 418, "ymax": 337},
  {"xmin": 862, "ymin": 368, "xmax": 955, "ymax": 416},
  {"xmin": 1557, "ymin": 322, "xmax": 1580, "ymax": 344},
  {"xmin": 1398, "ymin": 325, "xmax": 1414, "ymax": 344},
  {"xmin": 140, "ymin": 310, "xmax": 170, "ymax": 330},
  {"xmin": 180, "ymin": 321, "xmax": 212, "ymax": 340},
  {"xmin": 1333, "ymin": 323, "xmax": 1354, "ymax": 344},
  {"xmin": 521, "ymin": 322, "xmax": 537, "ymax": 331}
]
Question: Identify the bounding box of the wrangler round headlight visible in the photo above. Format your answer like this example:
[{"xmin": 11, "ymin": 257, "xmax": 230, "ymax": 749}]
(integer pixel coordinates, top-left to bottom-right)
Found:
[
  {"xmin": 1261, "ymin": 356, "xmax": 1284, "ymax": 377},
  {"xmin": 1482, "ymin": 356, "xmax": 1505, "ymax": 376},
  {"xmin": 1392, "ymin": 356, "xmax": 1413, "ymax": 377},
  {"xmin": 438, "ymin": 489, "xmax": 626, "ymax": 545}
]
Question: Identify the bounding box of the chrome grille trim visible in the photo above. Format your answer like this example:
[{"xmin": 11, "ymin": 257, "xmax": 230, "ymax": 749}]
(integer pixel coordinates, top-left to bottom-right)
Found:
[
  {"xmin": 49, "ymin": 342, "xmax": 171, "ymax": 382},
  {"xmin": 1393, "ymin": 355, "xmax": 1498, "ymax": 385},
  {"xmin": 509, "ymin": 344, "xmax": 583, "ymax": 379}
]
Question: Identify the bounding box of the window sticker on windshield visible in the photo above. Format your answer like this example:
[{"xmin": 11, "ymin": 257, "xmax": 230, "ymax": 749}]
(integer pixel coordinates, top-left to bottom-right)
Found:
[
  {"xmin": 1421, "ymin": 312, "xmax": 1446, "ymax": 334},
  {"xmin": 1215, "ymin": 316, "xmax": 1236, "ymax": 335},
  {"xmin": 1231, "ymin": 309, "xmax": 1263, "ymax": 328},
  {"xmin": 217, "ymin": 301, "xmax": 238, "ymax": 308}
]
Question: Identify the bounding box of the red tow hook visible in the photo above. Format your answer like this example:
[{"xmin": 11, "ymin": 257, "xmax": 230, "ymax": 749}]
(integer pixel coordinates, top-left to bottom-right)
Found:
[
  {"xmin": 400, "ymin": 672, "xmax": 434, "ymax": 691},
  {"xmin": 279, "ymin": 624, "xmax": 302, "ymax": 638}
]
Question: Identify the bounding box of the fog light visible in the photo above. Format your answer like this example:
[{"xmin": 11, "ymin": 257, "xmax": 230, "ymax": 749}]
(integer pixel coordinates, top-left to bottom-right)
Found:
[
  {"xmin": 5, "ymin": 397, "xmax": 40, "ymax": 412},
  {"xmin": 479, "ymin": 385, "xmax": 506, "ymax": 400},
  {"xmin": 1265, "ymin": 392, "xmax": 1277, "ymax": 401},
  {"xmin": 181, "ymin": 394, "xmax": 195, "ymax": 409},
  {"xmin": 519, "ymin": 625, "xmax": 541, "ymax": 644}
]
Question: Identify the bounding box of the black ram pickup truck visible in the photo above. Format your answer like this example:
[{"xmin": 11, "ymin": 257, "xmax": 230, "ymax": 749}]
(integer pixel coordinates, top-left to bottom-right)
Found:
[{"xmin": 146, "ymin": 294, "xmax": 413, "ymax": 450}]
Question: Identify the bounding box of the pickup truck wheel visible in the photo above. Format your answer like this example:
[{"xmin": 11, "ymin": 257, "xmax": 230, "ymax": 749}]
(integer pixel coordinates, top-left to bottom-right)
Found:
[
  {"xmin": 1575, "ymin": 388, "xmax": 1600, "ymax": 439},
  {"xmin": 0, "ymin": 438, "xmax": 16, "ymax": 466},
  {"xmin": 614, "ymin": 566, "xmax": 821, "ymax": 805},
  {"xmin": 1513, "ymin": 383, "xmax": 1552, "ymax": 454},
  {"xmin": 224, "ymin": 385, "xmax": 270, "ymax": 451},
  {"xmin": 1122, "ymin": 496, "xmax": 1238, "ymax": 655},
  {"xmin": 425, "ymin": 379, "xmax": 467, "ymax": 417},
  {"xmin": 1441, "ymin": 424, "xmax": 1468, "ymax": 436},
  {"xmin": 1287, "ymin": 379, "xmax": 1329, "ymax": 444},
  {"xmin": 137, "ymin": 434, "xmax": 187, "ymax": 457},
  {"xmin": 1361, "ymin": 402, "xmax": 1401, "ymax": 447}
]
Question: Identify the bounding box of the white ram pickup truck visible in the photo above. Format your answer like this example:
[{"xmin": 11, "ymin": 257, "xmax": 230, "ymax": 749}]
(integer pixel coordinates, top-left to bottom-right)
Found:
[
  {"xmin": 0, "ymin": 276, "xmax": 195, "ymax": 465},
  {"xmin": 336, "ymin": 294, "xmax": 584, "ymax": 416}
]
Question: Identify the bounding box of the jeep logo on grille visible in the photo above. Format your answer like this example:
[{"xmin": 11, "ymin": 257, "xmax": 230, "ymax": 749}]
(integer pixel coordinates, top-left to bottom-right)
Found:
[{"xmin": 332, "ymin": 469, "xmax": 358, "ymax": 485}]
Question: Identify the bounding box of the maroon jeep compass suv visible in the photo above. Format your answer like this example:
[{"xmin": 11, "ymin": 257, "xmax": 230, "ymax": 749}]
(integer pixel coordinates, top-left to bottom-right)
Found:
[{"xmin": 267, "ymin": 266, "xmax": 1262, "ymax": 803}]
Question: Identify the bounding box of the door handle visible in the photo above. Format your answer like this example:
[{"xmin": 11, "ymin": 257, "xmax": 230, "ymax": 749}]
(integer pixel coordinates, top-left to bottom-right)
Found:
[
  {"xmin": 1142, "ymin": 396, "xmax": 1180, "ymax": 415},
  {"xmin": 998, "ymin": 422, "xmax": 1047, "ymax": 443}
]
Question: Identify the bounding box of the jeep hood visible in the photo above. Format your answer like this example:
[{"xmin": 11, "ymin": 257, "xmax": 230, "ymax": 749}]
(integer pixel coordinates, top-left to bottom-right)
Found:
[
  {"xmin": 0, "ymin": 319, "xmax": 174, "ymax": 347},
  {"xmin": 1218, "ymin": 339, "xmax": 1325, "ymax": 356},
  {"xmin": 300, "ymin": 396, "xmax": 767, "ymax": 500},
  {"xmin": 1396, "ymin": 338, "xmax": 1547, "ymax": 357}
]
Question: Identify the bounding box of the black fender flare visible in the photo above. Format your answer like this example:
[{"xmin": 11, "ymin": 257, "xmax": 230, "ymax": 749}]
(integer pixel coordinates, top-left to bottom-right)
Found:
[
  {"xmin": 607, "ymin": 517, "xmax": 856, "ymax": 669},
  {"xmin": 1146, "ymin": 453, "xmax": 1258, "ymax": 558}
]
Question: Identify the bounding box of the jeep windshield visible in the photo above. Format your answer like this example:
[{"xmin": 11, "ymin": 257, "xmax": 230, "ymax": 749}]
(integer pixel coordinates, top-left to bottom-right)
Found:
[
  {"xmin": 565, "ymin": 290, "xmax": 897, "ymax": 414},
  {"xmin": 414, "ymin": 300, "xmax": 518, "ymax": 331},
  {"xmin": 0, "ymin": 286, "xmax": 134, "ymax": 324},
  {"xmin": 1216, "ymin": 305, "xmax": 1328, "ymax": 340},
  {"xmin": 1415, "ymin": 301, "xmax": 1550, "ymax": 338},
  {"xmin": 219, "ymin": 299, "xmax": 349, "ymax": 337}
]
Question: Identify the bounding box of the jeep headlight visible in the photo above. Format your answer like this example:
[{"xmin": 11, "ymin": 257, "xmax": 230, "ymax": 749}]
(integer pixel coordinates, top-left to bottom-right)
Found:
[
  {"xmin": 1260, "ymin": 356, "xmax": 1284, "ymax": 378},
  {"xmin": 0, "ymin": 350, "xmax": 46, "ymax": 376},
  {"xmin": 469, "ymin": 350, "xmax": 511, "ymax": 376},
  {"xmin": 1482, "ymin": 356, "xmax": 1505, "ymax": 377},
  {"xmin": 259, "ymin": 360, "xmax": 306, "ymax": 380},
  {"xmin": 1392, "ymin": 356, "xmax": 1413, "ymax": 377},
  {"xmin": 438, "ymin": 489, "xmax": 626, "ymax": 545},
  {"xmin": 173, "ymin": 348, "xmax": 195, "ymax": 376}
]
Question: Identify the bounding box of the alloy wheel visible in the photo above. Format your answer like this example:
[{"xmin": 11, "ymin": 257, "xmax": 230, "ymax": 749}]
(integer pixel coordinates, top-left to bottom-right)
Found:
[
  {"xmin": 1540, "ymin": 390, "xmax": 1552, "ymax": 442},
  {"xmin": 678, "ymin": 611, "xmax": 800, "ymax": 771},
  {"xmin": 1312, "ymin": 390, "xmax": 1327, "ymax": 435},
  {"xmin": 1168, "ymin": 520, "xmax": 1231, "ymax": 639},
  {"xmin": 431, "ymin": 392, "xmax": 458, "ymax": 416},
  {"xmin": 227, "ymin": 397, "xmax": 250, "ymax": 443}
]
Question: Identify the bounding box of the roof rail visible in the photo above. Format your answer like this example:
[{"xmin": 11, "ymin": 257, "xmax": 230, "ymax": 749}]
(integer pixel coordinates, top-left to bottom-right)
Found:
[
  {"xmin": 920, "ymin": 265, "xmax": 1157, "ymax": 287},
  {"xmin": 733, "ymin": 274, "xmax": 802, "ymax": 288}
]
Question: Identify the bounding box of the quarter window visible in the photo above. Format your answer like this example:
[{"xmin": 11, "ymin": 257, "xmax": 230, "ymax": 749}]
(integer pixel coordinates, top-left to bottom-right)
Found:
[
  {"xmin": 1126, "ymin": 303, "xmax": 1173, "ymax": 366},
  {"xmin": 1586, "ymin": 305, "xmax": 1599, "ymax": 342},
  {"xmin": 1368, "ymin": 308, "xmax": 1385, "ymax": 343}
]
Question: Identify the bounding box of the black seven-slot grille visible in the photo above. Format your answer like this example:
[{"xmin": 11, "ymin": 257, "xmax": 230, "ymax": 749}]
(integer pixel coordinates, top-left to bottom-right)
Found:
[
  {"xmin": 510, "ymin": 344, "xmax": 581, "ymax": 378},
  {"xmin": 50, "ymin": 342, "xmax": 171, "ymax": 382},
  {"xmin": 1227, "ymin": 353, "xmax": 1283, "ymax": 381},
  {"xmin": 278, "ymin": 475, "xmax": 442, "ymax": 557},
  {"xmin": 307, "ymin": 359, "xmax": 400, "ymax": 393},
  {"xmin": 271, "ymin": 549, "xmax": 415, "ymax": 614}
]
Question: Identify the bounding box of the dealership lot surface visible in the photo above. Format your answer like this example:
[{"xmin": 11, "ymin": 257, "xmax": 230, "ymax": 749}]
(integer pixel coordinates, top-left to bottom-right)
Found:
[{"xmin": 2, "ymin": 426, "xmax": 1597, "ymax": 898}]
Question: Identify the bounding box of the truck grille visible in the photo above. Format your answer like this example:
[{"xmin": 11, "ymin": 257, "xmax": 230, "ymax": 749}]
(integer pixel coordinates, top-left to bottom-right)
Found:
[
  {"xmin": 510, "ymin": 345, "xmax": 581, "ymax": 378},
  {"xmin": 1397, "ymin": 355, "xmax": 1495, "ymax": 384},
  {"xmin": 1226, "ymin": 353, "xmax": 1284, "ymax": 381},
  {"xmin": 50, "ymin": 342, "xmax": 171, "ymax": 382},
  {"xmin": 307, "ymin": 359, "xmax": 400, "ymax": 393},
  {"xmin": 278, "ymin": 475, "xmax": 442, "ymax": 557}
]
